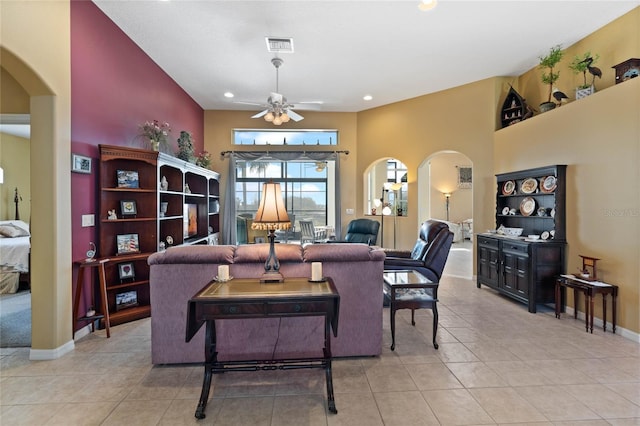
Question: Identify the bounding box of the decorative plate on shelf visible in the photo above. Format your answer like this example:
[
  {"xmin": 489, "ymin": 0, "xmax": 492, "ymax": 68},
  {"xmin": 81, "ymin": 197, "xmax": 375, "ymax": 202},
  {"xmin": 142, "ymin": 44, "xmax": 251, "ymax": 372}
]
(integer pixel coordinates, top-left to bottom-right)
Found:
[
  {"xmin": 502, "ymin": 206, "xmax": 510, "ymax": 215},
  {"xmin": 520, "ymin": 178, "xmax": 538, "ymax": 194},
  {"xmin": 540, "ymin": 175, "xmax": 557, "ymax": 193},
  {"xmin": 520, "ymin": 197, "xmax": 536, "ymax": 216},
  {"xmin": 502, "ymin": 180, "xmax": 515, "ymax": 195}
]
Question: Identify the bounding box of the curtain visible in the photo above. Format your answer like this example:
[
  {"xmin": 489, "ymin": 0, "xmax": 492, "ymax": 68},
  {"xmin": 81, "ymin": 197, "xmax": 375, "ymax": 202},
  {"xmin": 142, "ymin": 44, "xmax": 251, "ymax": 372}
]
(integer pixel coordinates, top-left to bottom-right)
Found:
[{"xmin": 221, "ymin": 151, "xmax": 343, "ymax": 244}]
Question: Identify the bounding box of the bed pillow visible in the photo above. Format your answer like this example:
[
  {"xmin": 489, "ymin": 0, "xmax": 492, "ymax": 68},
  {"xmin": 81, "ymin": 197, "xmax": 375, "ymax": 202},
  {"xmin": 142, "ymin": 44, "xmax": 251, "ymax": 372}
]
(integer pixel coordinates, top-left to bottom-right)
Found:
[{"xmin": 0, "ymin": 224, "xmax": 30, "ymax": 238}]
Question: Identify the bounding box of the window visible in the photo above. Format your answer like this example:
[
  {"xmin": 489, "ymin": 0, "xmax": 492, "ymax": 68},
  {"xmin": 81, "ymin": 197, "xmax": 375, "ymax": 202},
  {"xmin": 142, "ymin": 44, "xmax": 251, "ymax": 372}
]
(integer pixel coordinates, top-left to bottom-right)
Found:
[
  {"xmin": 236, "ymin": 160, "xmax": 329, "ymax": 226},
  {"xmin": 233, "ymin": 129, "xmax": 338, "ymax": 145}
]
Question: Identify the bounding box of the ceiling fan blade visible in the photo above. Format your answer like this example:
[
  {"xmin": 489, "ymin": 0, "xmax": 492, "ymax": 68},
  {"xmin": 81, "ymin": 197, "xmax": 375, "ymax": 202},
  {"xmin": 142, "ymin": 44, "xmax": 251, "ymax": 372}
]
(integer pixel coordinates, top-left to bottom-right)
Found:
[
  {"xmin": 251, "ymin": 109, "xmax": 270, "ymax": 119},
  {"xmin": 286, "ymin": 109, "xmax": 304, "ymax": 122},
  {"xmin": 234, "ymin": 101, "xmax": 265, "ymax": 106}
]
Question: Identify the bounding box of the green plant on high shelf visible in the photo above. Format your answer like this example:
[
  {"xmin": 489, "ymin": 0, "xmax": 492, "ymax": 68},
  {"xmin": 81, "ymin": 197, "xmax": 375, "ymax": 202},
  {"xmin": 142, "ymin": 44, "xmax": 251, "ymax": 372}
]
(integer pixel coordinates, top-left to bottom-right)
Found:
[
  {"xmin": 569, "ymin": 52, "xmax": 600, "ymax": 89},
  {"xmin": 538, "ymin": 45, "xmax": 564, "ymax": 112},
  {"xmin": 176, "ymin": 130, "xmax": 196, "ymax": 163}
]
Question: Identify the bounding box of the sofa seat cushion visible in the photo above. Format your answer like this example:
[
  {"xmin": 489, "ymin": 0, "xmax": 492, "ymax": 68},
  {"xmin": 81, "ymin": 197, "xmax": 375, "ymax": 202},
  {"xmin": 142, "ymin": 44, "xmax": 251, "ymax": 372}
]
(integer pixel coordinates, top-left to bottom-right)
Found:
[
  {"xmin": 148, "ymin": 245, "xmax": 235, "ymax": 265},
  {"xmin": 234, "ymin": 243, "xmax": 303, "ymax": 263}
]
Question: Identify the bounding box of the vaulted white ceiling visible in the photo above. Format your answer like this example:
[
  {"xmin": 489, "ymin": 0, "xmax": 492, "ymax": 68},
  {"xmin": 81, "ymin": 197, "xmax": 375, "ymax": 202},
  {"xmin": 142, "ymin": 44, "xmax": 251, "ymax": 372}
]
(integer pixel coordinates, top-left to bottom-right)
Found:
[{"xmin": 94, "ymin": 1, "xmax": 640, "ymax": 114}]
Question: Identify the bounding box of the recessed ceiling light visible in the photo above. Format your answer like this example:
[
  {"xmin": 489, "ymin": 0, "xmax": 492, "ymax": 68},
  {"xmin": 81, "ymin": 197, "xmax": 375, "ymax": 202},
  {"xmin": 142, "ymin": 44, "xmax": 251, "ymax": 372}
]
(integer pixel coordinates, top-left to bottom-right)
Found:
[
  {"xmin": 224, "ymin": 92, "xmax": 234, "ymax": 98},
  {"xmin": 418, "ymin": 0, "xmax": 437, "ymax": 11},
  {"xmin": 363, "ymin": 95, "xmax": 373, "ymax": 101}
]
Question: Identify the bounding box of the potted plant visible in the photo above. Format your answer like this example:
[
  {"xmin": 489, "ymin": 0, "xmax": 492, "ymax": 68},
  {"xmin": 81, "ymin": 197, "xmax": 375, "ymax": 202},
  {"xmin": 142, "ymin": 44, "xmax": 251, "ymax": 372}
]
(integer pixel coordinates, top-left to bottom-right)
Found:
[
  {"xmin": 569, "ymin": 52, "xmax": 600, "ymax": 99},
  {"xmin": 538, "ymin": 45, "xmax": 564, "ymax": 112},
  {"xmin": 176, "ymin": 130, "xmax": 196, "ymax": 163}
]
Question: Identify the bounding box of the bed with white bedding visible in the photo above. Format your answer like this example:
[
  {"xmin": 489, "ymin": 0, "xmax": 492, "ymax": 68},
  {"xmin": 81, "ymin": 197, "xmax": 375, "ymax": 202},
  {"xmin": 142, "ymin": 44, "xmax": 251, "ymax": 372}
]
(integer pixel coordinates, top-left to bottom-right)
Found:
[{"xmin": 0, "ymin": 220, "xmax": 30, "ymax": 294}]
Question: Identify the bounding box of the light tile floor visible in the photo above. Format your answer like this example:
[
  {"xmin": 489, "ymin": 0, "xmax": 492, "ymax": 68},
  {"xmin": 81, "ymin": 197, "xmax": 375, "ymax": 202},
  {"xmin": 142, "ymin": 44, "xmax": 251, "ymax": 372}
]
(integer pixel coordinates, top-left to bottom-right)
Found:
[{"xmin": 1, "ymin": 244, "xmax": 639, "ymax": 425}]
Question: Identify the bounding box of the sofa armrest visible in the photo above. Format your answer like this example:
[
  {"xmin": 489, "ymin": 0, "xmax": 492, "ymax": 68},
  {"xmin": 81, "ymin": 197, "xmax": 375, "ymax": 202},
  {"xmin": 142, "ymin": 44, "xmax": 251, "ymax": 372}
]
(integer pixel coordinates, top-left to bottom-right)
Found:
[
  {"xmin": 383, "ymin": 257, "xmax": 425, "ymax": 268},
  {"xmin": 382, "ymin": 249, "xmax": 411, "ymax": 258}
]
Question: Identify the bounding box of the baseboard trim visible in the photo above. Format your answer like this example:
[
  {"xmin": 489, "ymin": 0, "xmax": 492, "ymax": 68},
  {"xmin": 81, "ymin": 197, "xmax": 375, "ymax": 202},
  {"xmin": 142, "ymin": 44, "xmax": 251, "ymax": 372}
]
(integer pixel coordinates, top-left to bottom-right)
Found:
[
  {"xmin": 29, "ymin": 339, "xmax": 75, "ymax": 360},
  {"xmin": 73, "ymin": 324, "xmax": 92, "ymax": 341},
  {"xmin": 563, "ymin": 305, "xmax": 640, "ymax": 343}
]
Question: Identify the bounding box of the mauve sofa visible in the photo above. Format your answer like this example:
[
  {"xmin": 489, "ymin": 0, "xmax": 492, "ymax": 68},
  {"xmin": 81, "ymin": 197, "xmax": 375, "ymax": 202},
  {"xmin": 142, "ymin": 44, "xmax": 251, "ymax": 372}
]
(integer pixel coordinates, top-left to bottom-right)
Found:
[{"xmin": 148, "ymin": 243, "xmax": 385, "ymax": 365}]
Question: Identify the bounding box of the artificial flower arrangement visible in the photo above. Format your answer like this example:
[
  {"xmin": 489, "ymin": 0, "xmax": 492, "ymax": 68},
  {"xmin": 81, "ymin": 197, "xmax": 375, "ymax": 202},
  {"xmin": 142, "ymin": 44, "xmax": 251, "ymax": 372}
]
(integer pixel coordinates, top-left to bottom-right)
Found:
[
  {"xmin": 140, "ymin": 120, "xmax": 171, "ymax": 151},
  {"xmin": 195, "ymin": 150, "xmax": 212, "ymax": 169}
]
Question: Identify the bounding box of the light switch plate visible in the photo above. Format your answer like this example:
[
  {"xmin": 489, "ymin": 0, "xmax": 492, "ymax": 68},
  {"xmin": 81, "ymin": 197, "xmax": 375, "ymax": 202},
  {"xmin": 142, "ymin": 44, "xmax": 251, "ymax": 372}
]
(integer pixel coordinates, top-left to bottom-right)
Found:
[
  {"xmin": 81, "ymin": 214, "xmax": 95, "ymax": 227},
  {"xmin": 346, "ymin": 208, "xmax": 354, "ymax": 215}
]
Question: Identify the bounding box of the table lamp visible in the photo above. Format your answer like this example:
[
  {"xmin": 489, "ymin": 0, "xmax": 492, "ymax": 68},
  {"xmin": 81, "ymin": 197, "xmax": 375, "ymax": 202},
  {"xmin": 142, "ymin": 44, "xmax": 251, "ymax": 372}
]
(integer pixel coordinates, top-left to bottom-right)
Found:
[{"xmin": 251, "ymin": 181, "xmax": 291, "ymax": 282}]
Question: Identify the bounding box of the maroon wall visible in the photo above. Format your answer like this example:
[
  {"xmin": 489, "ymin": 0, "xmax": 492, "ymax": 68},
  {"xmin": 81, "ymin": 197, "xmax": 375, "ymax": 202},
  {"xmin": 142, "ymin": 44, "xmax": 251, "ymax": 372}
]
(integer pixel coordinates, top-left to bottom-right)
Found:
[{"xmin": 70, "ymin": 1, "xmax": 203, "ymax": 327}]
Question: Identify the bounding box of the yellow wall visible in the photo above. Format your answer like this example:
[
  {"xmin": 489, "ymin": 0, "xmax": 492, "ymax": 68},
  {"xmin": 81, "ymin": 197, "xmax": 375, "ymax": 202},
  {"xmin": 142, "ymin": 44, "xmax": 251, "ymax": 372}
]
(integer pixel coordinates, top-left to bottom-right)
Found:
[
  {"xmin": 1, "ymin": 1, "xmax": 73, "ymax": 354},
  {"xmin": 495, "ymin": 78, "xmax": 640, "ymax": 333},
  {"xmin": 0, "ymin": 133, "xmax": 31, "ymax": 221},
  {"xmin": 427, "ymin": 153, "xmax": 473, "ymax": 223},
  {"xmin": 1, "ymin": 67, "xmax": 30, "ymax": 113},
  {"xmin": 357, "ymin": 78, "xmax": 499, "ymax": 249}
]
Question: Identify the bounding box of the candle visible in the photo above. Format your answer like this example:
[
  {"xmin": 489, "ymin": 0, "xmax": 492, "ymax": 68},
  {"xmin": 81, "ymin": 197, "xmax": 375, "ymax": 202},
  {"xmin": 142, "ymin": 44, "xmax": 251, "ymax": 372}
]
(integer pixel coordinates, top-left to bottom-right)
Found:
[
  {"xmin": 311, "ymin": 262, "xmax": 323, "ymax": 281},
  {"xmin": 218, "ymin": 265, "xmax": 229, "ymax": 281}
]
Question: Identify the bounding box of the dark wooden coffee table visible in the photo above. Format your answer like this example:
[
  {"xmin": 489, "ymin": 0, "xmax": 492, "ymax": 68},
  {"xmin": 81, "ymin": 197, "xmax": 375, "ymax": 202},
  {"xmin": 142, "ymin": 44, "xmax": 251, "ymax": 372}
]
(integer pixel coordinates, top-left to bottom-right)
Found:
[{"xmin": 383, "ymin": 269, "xmax": 439, "ymax": 350}]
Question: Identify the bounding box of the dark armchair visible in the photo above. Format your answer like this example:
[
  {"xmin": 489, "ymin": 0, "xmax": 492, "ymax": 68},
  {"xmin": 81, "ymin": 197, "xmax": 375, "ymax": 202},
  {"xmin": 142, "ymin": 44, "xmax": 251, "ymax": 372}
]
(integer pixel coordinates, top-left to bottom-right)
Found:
[
  {"xmin": 383, "ymin": 220, "xmax": 454, "ymax": 282},
  {"xmin": 338, "ymin": 218, "xmax": 380, "ymax": 245}
]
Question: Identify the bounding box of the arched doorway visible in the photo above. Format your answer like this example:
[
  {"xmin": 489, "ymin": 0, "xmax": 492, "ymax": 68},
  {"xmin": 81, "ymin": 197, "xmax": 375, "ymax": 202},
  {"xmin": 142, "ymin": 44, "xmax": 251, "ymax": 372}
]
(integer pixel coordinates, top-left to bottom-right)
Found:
[
  {"xmin": 418, "ymin": 151, "xmax": 473, "ymax": 278},
  {"xmin": 1, "ymin": 46, "xmax": 74, "ymax": 358}
]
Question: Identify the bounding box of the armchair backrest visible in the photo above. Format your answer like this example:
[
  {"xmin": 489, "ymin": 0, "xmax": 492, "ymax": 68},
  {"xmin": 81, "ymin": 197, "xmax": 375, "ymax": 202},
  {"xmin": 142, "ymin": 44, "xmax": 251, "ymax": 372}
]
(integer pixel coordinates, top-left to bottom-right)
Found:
[
  {"xmin": 411, "ymin": 220, "xmax": 454, "ymax": 280},
  {"xmin": 344, "ymin": 218, "xmax": 380, "ymax": 245}
]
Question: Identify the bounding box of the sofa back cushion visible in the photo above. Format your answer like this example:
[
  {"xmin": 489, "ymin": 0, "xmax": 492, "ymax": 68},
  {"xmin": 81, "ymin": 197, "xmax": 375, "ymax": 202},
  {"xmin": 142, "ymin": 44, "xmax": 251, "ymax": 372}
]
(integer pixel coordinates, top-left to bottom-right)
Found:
[
  {"xmin": 148, "ymin": 245, "xmax": 235, "ymax": 265},
  {"xmin": 304, "ymin": 243, "xmax": 385, "ymax": 262},
  {"xmin": 234, "ymin": 243, "xmax": 303, "ymax": 263}
]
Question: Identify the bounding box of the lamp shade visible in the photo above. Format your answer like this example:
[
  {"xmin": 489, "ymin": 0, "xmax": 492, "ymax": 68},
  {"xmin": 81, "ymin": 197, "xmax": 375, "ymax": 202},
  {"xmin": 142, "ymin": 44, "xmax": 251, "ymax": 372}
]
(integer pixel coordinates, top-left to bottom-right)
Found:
[{"xmin": 252, "ymin": 182, "xmax": 291, "ymax": 231}]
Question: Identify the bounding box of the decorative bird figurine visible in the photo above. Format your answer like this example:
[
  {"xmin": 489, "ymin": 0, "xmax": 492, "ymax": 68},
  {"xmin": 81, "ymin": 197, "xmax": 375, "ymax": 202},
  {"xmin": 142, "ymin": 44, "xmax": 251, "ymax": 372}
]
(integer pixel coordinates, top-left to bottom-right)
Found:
[
  {"xmin": 552, "ymin": 88, "xmax": 569, "ymax": 106},
  {"xmin": 579, "ymin": 57, "xmax": 602, "ymax": 88}
]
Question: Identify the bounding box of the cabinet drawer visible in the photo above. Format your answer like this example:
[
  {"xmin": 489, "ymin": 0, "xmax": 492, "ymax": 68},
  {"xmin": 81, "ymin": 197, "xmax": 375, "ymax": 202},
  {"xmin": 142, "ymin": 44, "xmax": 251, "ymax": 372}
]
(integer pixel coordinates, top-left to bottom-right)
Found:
[
  {"xmin": 267, "ymin": 301, "xmax": 328, "ymax": 315},
  {"xmin": 478, "ymin": 236, "xmax": 499, "ymax": 249},
  {"xmin": 201, "ymin": 303, "xmax": 264, "ymax": 316},
  {"xmin": 502, "ymin": 241, "xmax": 529, "ymax": 256}
]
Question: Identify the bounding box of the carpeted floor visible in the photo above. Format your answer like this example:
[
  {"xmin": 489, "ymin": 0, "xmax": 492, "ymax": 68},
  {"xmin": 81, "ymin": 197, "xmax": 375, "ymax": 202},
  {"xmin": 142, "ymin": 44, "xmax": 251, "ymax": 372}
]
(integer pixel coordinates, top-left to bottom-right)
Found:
[{"xmin": 0, "ymin": 290, "xmax": 31, "ymax": 347}]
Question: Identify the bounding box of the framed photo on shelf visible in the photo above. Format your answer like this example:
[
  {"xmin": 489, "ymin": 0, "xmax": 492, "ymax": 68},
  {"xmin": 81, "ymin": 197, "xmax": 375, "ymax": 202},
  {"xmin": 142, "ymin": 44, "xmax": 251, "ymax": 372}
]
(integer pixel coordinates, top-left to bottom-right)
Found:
[
  {"xmin": 115, "ymin": 290, "xmax": 138, "ymax": 311},
  {"xmin": 116, "ymin": 233, "xmax": 140, "ymax": 255},
  {"xmin": 117, "ymin": 262, "xmax": 135, "ymax": 281},
  {"xmin": 120, "ymin": 200, "xmax": 137, "ymax": 216},
  {"xmin": 71, "ymin": 153, "xmax": 92, "ymax": 174},
  {"xmin": 457, "ymin": 165, "xmax": 472, "ymax": 189},
  {"xmin": 116, "ymin": 170, "xmax": 139, "ymax": 188}
]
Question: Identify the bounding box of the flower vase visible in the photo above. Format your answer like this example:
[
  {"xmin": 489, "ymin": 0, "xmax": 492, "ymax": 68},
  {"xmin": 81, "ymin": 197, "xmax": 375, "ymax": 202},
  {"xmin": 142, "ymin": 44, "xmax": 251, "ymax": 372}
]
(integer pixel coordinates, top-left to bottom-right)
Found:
[{"xmin": 150, "ymin": 140, "xmax": 160, "ymax": 151}]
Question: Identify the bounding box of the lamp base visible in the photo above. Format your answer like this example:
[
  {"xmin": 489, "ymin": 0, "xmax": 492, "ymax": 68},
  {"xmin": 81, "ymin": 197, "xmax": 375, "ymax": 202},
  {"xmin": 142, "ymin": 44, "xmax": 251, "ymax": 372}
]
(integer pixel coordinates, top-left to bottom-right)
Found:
[{"xmin": 260, "ymin": 271, "xmax": 284, "ymax": 283}]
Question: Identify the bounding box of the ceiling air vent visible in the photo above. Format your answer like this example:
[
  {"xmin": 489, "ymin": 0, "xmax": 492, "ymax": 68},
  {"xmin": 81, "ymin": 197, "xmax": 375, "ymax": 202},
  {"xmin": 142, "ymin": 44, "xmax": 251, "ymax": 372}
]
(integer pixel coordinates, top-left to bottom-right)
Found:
[{"xmin": 266, "ymin": 37, "xmax": 294, "ymax": 53}]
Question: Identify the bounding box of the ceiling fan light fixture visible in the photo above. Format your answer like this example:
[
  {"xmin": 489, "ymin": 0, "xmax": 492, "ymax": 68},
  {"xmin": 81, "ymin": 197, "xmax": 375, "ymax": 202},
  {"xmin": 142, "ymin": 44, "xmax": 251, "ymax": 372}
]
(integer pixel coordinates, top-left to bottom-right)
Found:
[
  {"xmin": 272, "ymin": 116, "xmax": 283, "ymax": 125},
  {"xmin": 264, "ymin": 112, "xmax": 275, "ymax": 122},
  {"xmin": 281, "ymin": 112, "xmax": 290, "ymax": 123},
  {"xmin": 418, "ymin": 0, "xmax": 437, "ymax": 11}
]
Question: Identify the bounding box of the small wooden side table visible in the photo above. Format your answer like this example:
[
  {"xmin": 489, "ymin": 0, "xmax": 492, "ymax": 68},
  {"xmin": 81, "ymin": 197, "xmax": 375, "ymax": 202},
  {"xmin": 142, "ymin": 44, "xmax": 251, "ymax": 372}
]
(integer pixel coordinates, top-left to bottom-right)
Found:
[
  {"xmin": 555, "ymin": 274, "xmax": 618, "ymax": 334},
  {"xmin": 73, "ymin": 258, "xmax": 111, "ymax": 338}
]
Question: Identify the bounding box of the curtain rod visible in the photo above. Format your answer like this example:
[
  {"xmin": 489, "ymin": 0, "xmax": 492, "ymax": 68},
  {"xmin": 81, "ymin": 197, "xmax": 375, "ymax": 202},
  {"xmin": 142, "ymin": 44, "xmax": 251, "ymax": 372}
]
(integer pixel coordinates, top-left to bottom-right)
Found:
[{"xmin": 220, "ymin": 150, "xmax": 349, "ymax": 158}]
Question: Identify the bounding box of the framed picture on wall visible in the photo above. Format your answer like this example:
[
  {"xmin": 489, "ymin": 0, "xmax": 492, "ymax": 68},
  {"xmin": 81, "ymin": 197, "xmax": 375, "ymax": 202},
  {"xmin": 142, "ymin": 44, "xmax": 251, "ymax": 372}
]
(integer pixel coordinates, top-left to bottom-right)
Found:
[
  {"xmin": 457, "ymin": 165, "xmax": 472, "ymax": 189},
  {"xmin": 71, "ymin": 154, "xmax": 92, "ymax": 174}
]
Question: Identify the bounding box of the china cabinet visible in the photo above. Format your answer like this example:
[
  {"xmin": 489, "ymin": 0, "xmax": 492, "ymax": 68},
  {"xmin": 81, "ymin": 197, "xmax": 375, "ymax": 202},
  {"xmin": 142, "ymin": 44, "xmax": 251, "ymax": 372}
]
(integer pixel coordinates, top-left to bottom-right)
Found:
[{"xmin": 476, "ymin": 165, "xmax": 566, "ymax": 313}]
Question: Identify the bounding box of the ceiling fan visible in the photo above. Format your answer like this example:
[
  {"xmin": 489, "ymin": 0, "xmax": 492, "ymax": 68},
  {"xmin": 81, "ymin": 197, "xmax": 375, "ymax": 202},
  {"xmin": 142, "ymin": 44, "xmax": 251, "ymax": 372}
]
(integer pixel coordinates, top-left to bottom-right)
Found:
[{"xmin": 247, "ymin": 57, "xmax": 306, "ymax": 125}]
